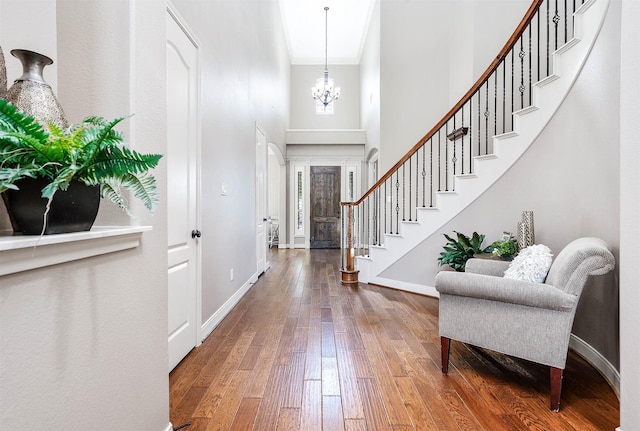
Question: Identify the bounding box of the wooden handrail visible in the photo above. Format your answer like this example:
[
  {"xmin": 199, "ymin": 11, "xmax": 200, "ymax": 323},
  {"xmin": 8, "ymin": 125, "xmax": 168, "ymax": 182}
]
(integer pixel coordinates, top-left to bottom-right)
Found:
[{"xmin": 351, "ymin": 0, "xmax": 544, "ymax": 206}]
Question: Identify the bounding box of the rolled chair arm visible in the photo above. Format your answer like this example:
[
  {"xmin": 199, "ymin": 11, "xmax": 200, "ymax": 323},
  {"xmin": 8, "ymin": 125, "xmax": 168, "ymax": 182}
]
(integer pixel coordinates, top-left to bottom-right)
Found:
[
  {"xmin": 465, "ymin": 258, "xmax": 511, "ymax": 276},
  {"xmin": 435, "ymin": 271, "xmax": 577, "ymax": 311}
]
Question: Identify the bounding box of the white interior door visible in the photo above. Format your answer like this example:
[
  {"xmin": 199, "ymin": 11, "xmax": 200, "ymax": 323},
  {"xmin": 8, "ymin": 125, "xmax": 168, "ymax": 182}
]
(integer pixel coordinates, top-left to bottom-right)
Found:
[
  {"xmin": 256, "ymin": 125, "xmax": 268, "ymax": 275},
  {"xmin": 166, "ymin": 8, "xmax": 200, "ymax": 372}
]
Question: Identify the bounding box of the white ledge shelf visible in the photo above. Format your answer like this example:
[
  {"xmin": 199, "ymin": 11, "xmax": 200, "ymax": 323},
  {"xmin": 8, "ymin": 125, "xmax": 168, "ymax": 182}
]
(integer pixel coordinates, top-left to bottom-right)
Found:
[{"xmin": 0, "ymin": 225, "xmax": 152, "ymax": 276}]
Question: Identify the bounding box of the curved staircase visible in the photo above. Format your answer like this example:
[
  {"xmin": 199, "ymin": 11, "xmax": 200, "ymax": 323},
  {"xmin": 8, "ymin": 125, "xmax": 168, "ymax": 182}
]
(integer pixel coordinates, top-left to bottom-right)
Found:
[{"xmin": 343, "ymin": 0, "xmax": 611, "ymax": 296}]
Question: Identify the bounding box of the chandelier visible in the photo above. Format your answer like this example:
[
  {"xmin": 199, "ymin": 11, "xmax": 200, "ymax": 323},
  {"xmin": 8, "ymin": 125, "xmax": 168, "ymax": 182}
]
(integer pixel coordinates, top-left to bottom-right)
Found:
[{"xmin": 311, "ymin": 7, "xmax": 340, "ymax": 109}]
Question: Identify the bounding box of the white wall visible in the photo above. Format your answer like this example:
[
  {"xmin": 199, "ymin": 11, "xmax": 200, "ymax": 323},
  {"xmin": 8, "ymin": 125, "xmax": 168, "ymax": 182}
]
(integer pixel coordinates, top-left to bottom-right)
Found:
[
  {"xmin": 268, "ymin": 150, "xmax": 280, "ymax": 218},
  {"xmin": 378, "ymin": 0, "xmax": 530, "ymax": 173},
  {"xmin": 290, "ymin": 64, "xmax": 361, "ymax": 129},
  {"xmin": 170, "ymin": 0, "xmax": 290, "ymax": 330},
  {"xmin": 471, "ymin": 1, "xmax": 532, "ymax": 79},
  {"xmin": 619, "ymin": 0, "xmax": 640, "ymax": 427},
  {"xmin": 0, "ymin": 0, "xmax": 59, "ymax": 93},
  {"xmin": 360, "ymin": 0, "xmax": 381, "ymax": 166},
  {"xmin": 379, "ymin": 1, "xmax": 449, "ymax": 173},
  {"xmin": 383, "ymin": 0, "xmax": 621, "ymax": 374},
  {"xmin": 0, "ymin": 1, "xmax": 170, "ymax": 430}
]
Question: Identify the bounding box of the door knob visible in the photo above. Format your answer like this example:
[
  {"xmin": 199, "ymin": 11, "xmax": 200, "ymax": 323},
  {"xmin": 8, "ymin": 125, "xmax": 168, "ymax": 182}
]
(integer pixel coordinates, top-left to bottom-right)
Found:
[{"xmin": 191, "ymin": 229, "xmax": 202, "ymax": 239}]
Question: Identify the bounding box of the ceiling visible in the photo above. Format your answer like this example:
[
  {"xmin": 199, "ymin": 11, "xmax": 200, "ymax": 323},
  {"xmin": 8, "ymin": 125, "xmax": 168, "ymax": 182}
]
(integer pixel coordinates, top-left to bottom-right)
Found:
[{"xmin": 278, "ymin": 0, "xmax": 376, "ymax": 65}]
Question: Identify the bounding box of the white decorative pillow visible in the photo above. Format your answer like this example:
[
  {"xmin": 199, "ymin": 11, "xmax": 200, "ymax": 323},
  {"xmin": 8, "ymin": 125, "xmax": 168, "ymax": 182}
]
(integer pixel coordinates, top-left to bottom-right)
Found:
[{"xmin": 503, "ymin": 244, "xmax": 553, "ymax": 283}]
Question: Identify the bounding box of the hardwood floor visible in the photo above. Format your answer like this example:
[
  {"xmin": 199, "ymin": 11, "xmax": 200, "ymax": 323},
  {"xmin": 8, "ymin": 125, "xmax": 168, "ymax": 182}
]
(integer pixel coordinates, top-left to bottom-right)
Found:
[{"xmin": 169, "ymin": 248, "xmax": 620, "ymax": 431}]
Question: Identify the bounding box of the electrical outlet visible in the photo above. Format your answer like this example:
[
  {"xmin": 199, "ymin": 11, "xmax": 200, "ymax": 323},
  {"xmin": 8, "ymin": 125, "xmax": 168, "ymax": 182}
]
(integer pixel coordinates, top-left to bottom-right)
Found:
[{"xmin": 230, "ymin": 269, "xmax": 234, "ymax": 281}]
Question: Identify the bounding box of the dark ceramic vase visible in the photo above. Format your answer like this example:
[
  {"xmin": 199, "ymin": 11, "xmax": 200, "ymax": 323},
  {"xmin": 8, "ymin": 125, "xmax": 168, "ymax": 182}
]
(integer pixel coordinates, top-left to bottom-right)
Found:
[{"xmin": 2, "ymin": 178, "xmax": 100, "ymax": 235}]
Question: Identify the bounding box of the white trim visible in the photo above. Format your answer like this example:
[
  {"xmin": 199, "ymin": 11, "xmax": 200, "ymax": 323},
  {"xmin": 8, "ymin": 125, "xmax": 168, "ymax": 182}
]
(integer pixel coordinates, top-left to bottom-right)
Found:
[
  {"xmin": 285, "ymin": 129, "xmax": 367, "ymax": 145},
  {"xmin": 291, "ymin": 163, "xmax": 306, "ymax": 241},
  {"xmin": 268, "ymin": 143, "xmax": 287, "ymax": 252},
  {"xmin": 0, "ymin": 226, "xmax": 151, "ymax": 276},
  {"xmin": 287, "ymin": 154, "xmax": 364, "ymax": 161},
  {"xmin": 256, "ymin": 123, "xmax": 269, "ymax": 274},
  {"xmin": 166, "ymin": 3, "xmax": 201, "ymax": 48},
  {"xmin": 200, "ymin": 272, "xmax": 257, "ymax": 341},
  {"xmin": 165, "ymin": 3, "xmax": 204, "ymax": 357},
  {"xmin": 569, "ymin": 334, "xmax": 620, "ymax": 395},
  {"xmin": 163, "ymin": 423, "xmax": 173, "ymax": 431}
]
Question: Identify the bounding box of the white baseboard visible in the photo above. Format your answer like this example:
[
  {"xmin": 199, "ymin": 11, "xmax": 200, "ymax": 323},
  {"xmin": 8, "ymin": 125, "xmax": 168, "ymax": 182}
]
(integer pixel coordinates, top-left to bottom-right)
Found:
[
  {"xmin": 200, "ymin": 272, "xmax": 257, "ymax": 341},
  {"xmin": 569, "ymin": 334, "xmax": 620, "ymax": 396}
]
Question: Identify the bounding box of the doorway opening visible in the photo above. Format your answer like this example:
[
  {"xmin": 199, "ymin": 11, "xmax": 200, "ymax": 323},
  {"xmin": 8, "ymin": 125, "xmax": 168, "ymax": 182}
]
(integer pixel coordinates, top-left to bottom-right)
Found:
[{"xmin": 310, "ymin": 166, "xmax": 341, "ymax": 249}]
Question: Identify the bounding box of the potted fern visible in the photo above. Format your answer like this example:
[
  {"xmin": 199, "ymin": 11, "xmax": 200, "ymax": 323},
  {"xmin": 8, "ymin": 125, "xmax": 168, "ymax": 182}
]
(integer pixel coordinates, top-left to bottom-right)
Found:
[
  {"xmin": 437, "ymin": 231, "xmax": 493, "ymax": 271},
  {"xmin": 0, "ymin": 99, "xmax": 162, "ymax": 234}
]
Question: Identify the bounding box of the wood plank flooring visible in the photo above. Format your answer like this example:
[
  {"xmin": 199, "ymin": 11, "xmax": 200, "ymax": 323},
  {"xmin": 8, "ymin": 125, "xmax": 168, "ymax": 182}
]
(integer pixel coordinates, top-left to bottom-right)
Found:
[{"xmin": 170, "ymin": 249, "xmax": 620, "ymax": 431}]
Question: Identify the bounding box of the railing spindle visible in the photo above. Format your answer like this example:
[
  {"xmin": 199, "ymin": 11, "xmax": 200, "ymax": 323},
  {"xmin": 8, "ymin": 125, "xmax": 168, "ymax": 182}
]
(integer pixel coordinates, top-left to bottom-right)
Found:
[
  {"xmin": 420, "ymin": 147, "xmax": 425, "ymax": 207},
  {"xmin": 502, "ymin": 62, "xmax": 506, "ymax": 135},
  {"xmin": 536, "ymin": 10, "xmax": 539, "ymax": 83},
  {"xmin": 452, "ymin": 116, "xmax": 457, "ymax": 178},
  {"xmin": 547, "ymin": 0, "xmax": 550, "ymax": 76},
  {"xmin": 445, "ymin": 122, "xmax": 449, "ymax": 191},
  {"xmin": 415, "ymin": 151, "xmax": 419, "ymax": 216},
  {"xmin": 402, "ymin": 164, "xmax": 406, "ymax": 221},
  {"xmin": 529, "ymin": 22, "xmax": 533, "ymax": 107},
  {"xmin": 438, "ymin": 129, "xmax": 442, "ymax": 191},
  {"xmin": 485, "ymin": 82, "xmax": 489, "ymax": 154},
  {"xmin": 554, "ymin": 0, "xmax": 559, "ymax": 50},
  {"xmin": 477, "ymin": 88, "xmax": 481, "ymax": 156},
  {"xmin": 429, "ymin": 137, "xmax": 434, "ymax": 207},
  {"xmin": 395, "ymin": 172, "xmax": 400, "ymax": 234},
  {"xmin": 461, "ymin": 106, "xmax": 466, "ymax": 175},
  {"xmin": 511, "ymin": 48, "xmax": 515, "ymax": 129},
  {"xmin": 564, "ymin": 0, "xmax": 568, "ymax": 44}
]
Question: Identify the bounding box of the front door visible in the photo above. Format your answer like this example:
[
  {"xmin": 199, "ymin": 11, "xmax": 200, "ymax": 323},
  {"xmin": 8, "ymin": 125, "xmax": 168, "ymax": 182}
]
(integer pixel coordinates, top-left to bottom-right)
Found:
[
  {"xmin": 310, "ymin": 166, "xmax": 341, "ymax": 248},
  {"xmin": 166, "ymin": 9, "xmax": 200, "ymax": 372}
]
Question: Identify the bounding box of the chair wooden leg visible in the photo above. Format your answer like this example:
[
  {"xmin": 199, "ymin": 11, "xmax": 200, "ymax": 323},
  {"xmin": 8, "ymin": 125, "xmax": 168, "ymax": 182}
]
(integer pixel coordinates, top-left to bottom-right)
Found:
[
  {"xmin": 441, "ymin": 337, "xmax": 451, "ymax": 374},
  {"xmin": 550, "ymin": 367, "xmax": 563, "ymax": 412}
]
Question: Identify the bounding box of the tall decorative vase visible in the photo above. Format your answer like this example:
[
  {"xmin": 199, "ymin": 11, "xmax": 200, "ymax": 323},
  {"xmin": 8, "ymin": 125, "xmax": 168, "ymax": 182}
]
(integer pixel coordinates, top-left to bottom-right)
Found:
[
  {"xmin": 517, "ymin": 221, "xmax": 527, "ymax": 250},
  {"xmin": 522, "ymin": 210, "xmax": 535, "ymax": 246},
  {"xmin": 0, "ymin": 45, "xmax": 6, "ymax": 99},
  {"xmin": 517, "ymin": 210, "xmax": 535, "ymax": 250},
  {"xmin": 5, "ymin": 49, "xmax": 68, "ymax": 129}
]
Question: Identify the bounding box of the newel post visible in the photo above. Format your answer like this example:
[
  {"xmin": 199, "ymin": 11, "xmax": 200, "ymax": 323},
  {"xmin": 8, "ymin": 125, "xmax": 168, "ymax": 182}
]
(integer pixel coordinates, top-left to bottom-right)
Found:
[{"xmin": 340, "ymin": 202, "xmax": 359, "ymax": 284}]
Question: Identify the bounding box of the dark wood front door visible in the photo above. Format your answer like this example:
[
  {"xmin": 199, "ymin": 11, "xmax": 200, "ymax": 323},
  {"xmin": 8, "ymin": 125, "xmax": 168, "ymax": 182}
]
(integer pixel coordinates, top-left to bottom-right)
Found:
[{"xmin": 310, "ymin": 166, "xmax": 341, "ymax": 249}]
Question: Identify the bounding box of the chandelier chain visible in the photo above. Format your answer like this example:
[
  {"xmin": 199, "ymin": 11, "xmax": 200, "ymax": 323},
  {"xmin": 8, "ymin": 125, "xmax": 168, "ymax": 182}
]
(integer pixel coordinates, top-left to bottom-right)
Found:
[
  {"xmin": 312, "ymin": 5, "xmax": 340, "ymax": 108},
  {"xmin": 324, "ymin": 6, "xmax": 328, "ymax": 72}
]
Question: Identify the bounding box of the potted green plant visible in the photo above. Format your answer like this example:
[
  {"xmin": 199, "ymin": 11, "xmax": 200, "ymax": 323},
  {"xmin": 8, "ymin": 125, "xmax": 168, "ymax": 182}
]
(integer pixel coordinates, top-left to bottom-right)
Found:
[
  {"xmin": 437, "ymin": 231, "xmax": 493, "ymax": 271},
  {"xmin": 0, "ymin": 98, "xmax": 162, "ymax": 234},
  {"xmin": 488, "ymin": 237, "xmax": 519, "ymax": 260}
]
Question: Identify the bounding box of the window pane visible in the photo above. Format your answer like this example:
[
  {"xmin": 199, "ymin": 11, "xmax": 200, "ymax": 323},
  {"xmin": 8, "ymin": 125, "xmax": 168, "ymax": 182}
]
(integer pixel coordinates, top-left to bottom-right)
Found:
[{"xmin": 297, "ymin": 170, "xmax": 303, "ymax": 230}]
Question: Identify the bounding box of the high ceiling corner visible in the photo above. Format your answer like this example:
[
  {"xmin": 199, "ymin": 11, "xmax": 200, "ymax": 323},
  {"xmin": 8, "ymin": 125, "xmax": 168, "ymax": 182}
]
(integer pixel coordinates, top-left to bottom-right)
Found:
[{"xmin": 278, "ymin": 0, "xmax": 376, "ymax": 65}]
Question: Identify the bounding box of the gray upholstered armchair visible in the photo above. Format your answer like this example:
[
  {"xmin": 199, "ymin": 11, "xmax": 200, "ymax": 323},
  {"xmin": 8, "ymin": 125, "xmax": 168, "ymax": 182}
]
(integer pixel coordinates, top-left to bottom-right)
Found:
[{"xmin": 435, "ymin": 237, "xmax": 615, "ymax": 411}]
